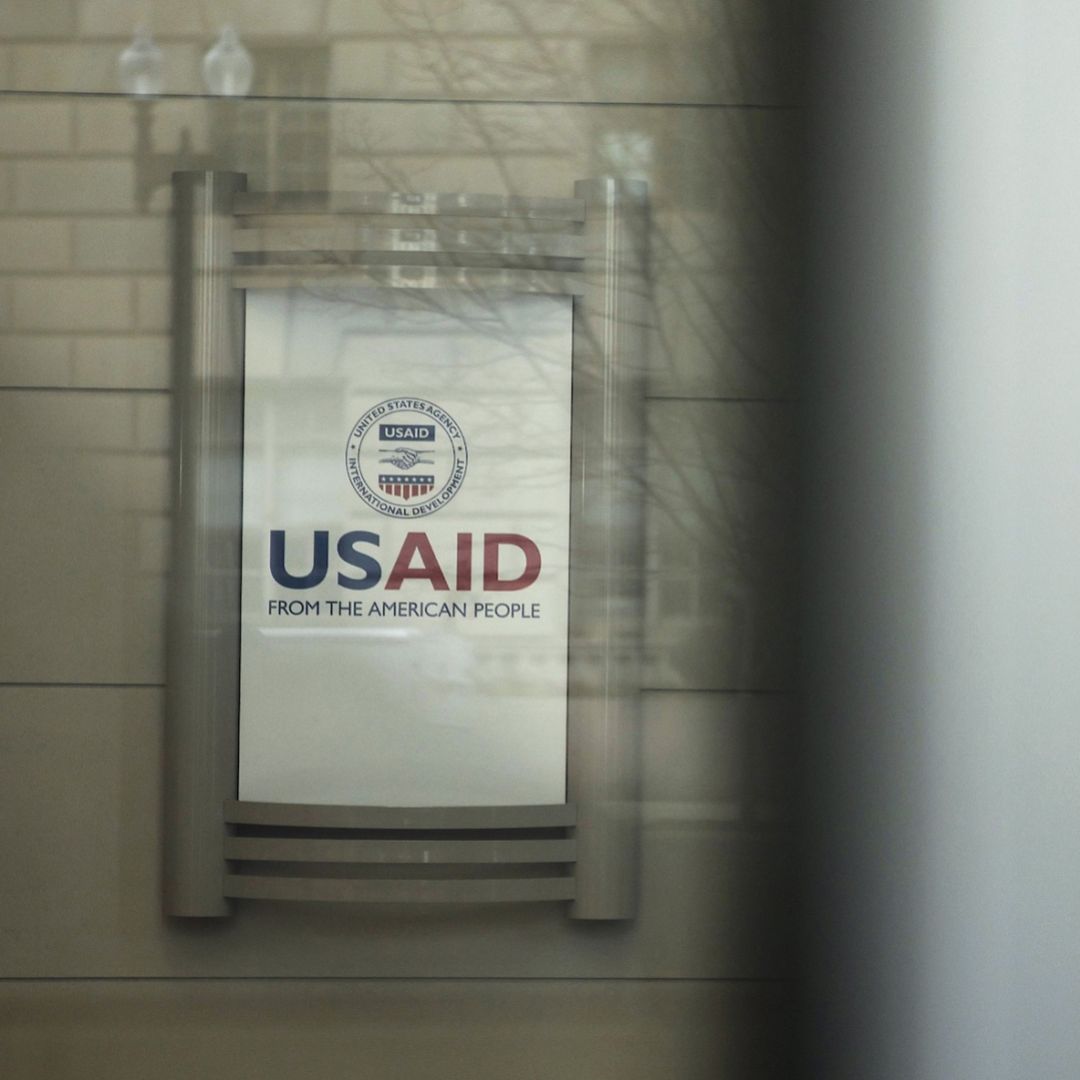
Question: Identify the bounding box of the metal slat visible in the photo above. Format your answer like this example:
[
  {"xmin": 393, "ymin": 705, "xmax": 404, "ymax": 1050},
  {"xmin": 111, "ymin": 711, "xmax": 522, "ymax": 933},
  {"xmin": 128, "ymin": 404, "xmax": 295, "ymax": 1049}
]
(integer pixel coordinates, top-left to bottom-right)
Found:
[
  {"xmin": 230, "ymin": 264, "xmax": 584, "ymax": 295},
  {"xmin": 225, "ymin": 800, "xmax": 577, "ymax": 830},
  {"xmin": 234, "ymin": 191, "xmax": 586, "ymax": 222},
  {"xmin": 224, "ymin": 875, "xmax": 576, "ymax": 904},
  {"xmin": 233, "ymin": 225, "xmax": 584, "ymax": 259},
  {"xmin": 235, "ymin": 252, "xmax": 582, "ymax": 273},
  {"xmin": 224, "ymin": 837, "xmax": 577, "ymax": 864}
]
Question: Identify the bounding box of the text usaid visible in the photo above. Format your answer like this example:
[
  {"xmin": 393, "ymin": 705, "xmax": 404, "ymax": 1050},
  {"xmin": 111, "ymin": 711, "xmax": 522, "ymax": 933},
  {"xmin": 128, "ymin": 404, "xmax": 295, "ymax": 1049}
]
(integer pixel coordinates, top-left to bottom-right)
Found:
[{"xmin": 269, "ymin": 530, "xmax": 542, "ymax": 592}]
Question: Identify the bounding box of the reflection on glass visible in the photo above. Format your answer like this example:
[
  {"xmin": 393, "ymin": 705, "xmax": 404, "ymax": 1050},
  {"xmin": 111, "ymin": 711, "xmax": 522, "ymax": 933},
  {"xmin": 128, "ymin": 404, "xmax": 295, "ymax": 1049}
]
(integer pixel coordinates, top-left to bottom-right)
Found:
[
  {"xmin": 202, "ymin": 26, "xmax": 255, "ymax": 97},
  {"xmin": 117, "ymin": 27, "xmax": 165, "ymax": 97}
]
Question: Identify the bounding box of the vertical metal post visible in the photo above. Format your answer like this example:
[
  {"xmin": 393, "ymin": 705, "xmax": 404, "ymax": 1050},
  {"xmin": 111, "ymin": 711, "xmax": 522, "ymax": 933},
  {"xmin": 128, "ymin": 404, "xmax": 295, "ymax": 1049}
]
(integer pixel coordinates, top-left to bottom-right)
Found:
[
  {"xmin": 568, "ymin": 178, "xmax": 649, "ymax": 919},
  {"xmin": 164, "ymin": 171, "xmax": 246, "ymax": 916}
]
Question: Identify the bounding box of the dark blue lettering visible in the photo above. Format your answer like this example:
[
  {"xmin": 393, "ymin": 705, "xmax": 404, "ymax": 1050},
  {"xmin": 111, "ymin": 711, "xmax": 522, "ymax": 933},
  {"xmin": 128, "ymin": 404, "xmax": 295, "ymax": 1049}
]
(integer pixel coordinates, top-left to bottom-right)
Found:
[
  {"xmin": 337, "ymin": 531, "xmax": 382, "ymax": 590},
  {"xmin": 269, "ymin": 530, "xmax": 328, "ymax": 589}
]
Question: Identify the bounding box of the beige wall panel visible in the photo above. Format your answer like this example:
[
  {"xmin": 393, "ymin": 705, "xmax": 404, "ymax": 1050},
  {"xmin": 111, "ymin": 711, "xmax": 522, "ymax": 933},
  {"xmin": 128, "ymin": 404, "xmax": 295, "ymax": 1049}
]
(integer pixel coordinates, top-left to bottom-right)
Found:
[
  {"xmin": 0, "ymin": 688, "xmax": 161, "ymax": 969},
  {"xmin": 216, "ymin": 1, "xmax": 328, "ymax": 37},
  {"xmin": 76, "ymin": 0, "xmax": 203, "ymax": 37},
  {"xmin": 133, "ymin": 275, "xmax": 169, "ymax": 331},
  {"xmin": 0, "ymin": 334, "xmax": 74, "ymax": 386},
  {"xmin": 9, "ymin": 44, "xmax": 114, "ymax": 93},
  {"xmin": 645, "ymin": 401, "xmax": 795, "ymax": 691},
  {"xmin": 0, "ymin": 219, "xmax": 72, "ymax": 271},
  {"xmin": 327, "ymin": 0, "xmax": 551, "ymax": 35},
  {"xmin": 71, "ymin": 98, "xmax": 214, "ymax": 158},
  {"xmin": 72, "ymin": 335, "xmax": 170, "ymax": 389},
  {"xmin": 139, "ymin": 97, "xmax": 212, "ymax": 153},
  {"xmin": 0, "ymin": 337, "xmax": 169, "ymax": 390},
  {"xmin": 6, "ymin": 1, "xmax": 797, "ymax": 107},
  {"xmin": 79, "ymin": 0, "xmax": 326, "ymax": 38},
  {"xmin": 0, "ymin": 391, "xmax": 168, "ymax": 683},
  {"xmin": 369, "ymin": 37, "xmax": 590, "ymax": 102},
  {"xmin": 12, "ymin": 276, "xmax": 132, "ymax": 332},
  {"xmin": 73, "ymin": 218, "xmax": 168, "ymax": 272},
  {"xmin": 0, "ymin": 99, "xmax": 73, "ymax": 154},
  {"xmin": 0, "ymin": 979, "xmax": 793, "ymax": 1080},
  {"xmin": 6, "ymin": 0, "xmax": 78, "ymax": 39},
  {"xmin": 73, "ymin": 99, "xmax": 138, "ymax": 154},
  {"xmin": 13, "ymin": 159, "xmax": 135, "ymax": 213},
  {"xmin": 0, "ymin": 687, "xmax": 792, "ymax": 978}
]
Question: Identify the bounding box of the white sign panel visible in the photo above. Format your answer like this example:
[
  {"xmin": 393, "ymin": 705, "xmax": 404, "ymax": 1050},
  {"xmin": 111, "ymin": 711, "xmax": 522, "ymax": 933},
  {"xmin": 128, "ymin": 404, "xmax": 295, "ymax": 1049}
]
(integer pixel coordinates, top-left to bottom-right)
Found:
[{"xmin": 238, "ymin": 288, "xmax": 573, "ymax": 806}]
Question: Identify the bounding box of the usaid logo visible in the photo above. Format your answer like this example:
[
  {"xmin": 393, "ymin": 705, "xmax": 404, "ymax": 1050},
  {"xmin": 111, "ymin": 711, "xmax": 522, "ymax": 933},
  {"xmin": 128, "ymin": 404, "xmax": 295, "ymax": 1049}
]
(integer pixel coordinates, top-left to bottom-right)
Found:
[{"xmin": 346, "ymin": 397, "xmax": 468, "ymax": 518}]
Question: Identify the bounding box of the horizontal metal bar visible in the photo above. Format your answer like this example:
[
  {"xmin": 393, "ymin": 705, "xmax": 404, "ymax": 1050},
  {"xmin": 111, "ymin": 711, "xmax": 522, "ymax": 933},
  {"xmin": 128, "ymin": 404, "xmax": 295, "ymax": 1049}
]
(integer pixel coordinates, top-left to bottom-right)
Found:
[
  {"xmin": 223, "ymin": 875, "xmax": 576, "ymax": 904},
  {"xmin": 224, "ymin": 837, "xmax": 577, "ymax": 864},
  {"xmin": 234, "ymin": 191, "xmax": 586, "ymax": 222},
  {"xmin": 235, "ymin": 214, "xmax": 583, "ymax": 236},
  {"xmin": 236, "ymin": 252, "xmax": 582, "ymax": 274},
  {"xmin": 231, "ymin": 264, "xmax": 584, "ymax": 295},
  {"xmin": 225, "ymin": 800, "xmax": 578, "ymax": 830},
  {"xmin": 233, "ymin": 225, "xmax": 584, "ymax": 259}
]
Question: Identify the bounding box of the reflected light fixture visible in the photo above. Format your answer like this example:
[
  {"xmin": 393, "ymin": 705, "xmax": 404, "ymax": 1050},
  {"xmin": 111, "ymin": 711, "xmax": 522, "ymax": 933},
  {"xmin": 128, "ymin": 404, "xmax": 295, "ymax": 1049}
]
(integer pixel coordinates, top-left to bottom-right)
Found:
[
  {"xmin": 117, "ymin": 26, "xmax": 165, "ymax": 96},
  {"xmin": 202, "ymin": 26, "xmax": 255, "ymax": 96},
  {"xmin": 117, "ymin": 25, "xmax": 256, "ymax": 98}
]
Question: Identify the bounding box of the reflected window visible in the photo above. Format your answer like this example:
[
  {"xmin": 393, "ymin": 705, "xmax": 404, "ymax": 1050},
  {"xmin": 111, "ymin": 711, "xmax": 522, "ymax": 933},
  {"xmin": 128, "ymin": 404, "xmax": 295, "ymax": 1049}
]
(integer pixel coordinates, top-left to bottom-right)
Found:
[{"xmin": 211, "ymin": 45, "xmax": 330, "ymax": 191}]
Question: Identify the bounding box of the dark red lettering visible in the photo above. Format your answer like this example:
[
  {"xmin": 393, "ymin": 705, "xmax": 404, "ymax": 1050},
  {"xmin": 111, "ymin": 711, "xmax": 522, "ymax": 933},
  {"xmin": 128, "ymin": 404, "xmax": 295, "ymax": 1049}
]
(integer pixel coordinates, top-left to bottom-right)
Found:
[
  {"xmin": 483, "ymin": 534, "xmax": 541, "ymax": 591},
  {"xmin": 385, "ymin": 532, "xmax": 450, "ymax": 590}
]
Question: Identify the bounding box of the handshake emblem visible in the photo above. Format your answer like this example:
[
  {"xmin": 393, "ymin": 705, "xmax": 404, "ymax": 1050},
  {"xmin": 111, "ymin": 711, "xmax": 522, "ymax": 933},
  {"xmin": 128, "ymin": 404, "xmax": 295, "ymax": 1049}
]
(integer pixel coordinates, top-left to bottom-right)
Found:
[{"xmin": 380, "ymin": 446, "xmax": 434, "ymax": 471}]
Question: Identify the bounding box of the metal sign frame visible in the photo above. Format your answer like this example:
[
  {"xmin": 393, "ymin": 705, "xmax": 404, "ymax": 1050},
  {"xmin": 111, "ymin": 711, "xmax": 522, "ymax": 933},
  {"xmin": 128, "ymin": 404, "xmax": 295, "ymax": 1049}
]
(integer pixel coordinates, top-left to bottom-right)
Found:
[{"xmin": 164, "ymin": 171, "xmax": 647, "ymax": 920}]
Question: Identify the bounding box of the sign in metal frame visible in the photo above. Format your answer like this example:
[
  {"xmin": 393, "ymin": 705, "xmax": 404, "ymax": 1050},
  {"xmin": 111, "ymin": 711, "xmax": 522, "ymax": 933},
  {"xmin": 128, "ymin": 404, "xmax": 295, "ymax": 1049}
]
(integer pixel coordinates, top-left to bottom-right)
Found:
[{"xmin": 165, "ymin": 172, "xmax": 647, "ymax": 920}]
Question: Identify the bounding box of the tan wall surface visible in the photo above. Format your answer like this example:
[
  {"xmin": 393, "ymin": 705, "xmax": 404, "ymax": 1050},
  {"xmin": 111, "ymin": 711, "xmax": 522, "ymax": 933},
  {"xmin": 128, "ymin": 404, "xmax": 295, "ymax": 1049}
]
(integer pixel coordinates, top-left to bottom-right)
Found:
[
  {"xmin": 0, "ymin": 2, "xmax": 797, "ymax": 1075},
  {"xmin": 0, "ymin": 980, "xmax": 794, "ymax": 1079}
]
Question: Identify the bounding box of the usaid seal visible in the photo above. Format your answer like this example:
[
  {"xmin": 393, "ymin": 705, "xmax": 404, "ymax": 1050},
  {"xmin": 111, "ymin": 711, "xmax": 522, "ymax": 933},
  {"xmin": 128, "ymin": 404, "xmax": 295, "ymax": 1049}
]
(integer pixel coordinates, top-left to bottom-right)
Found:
[{"xmin": 346, "ymin": 397, "xmax": 468, "ymax": 518}]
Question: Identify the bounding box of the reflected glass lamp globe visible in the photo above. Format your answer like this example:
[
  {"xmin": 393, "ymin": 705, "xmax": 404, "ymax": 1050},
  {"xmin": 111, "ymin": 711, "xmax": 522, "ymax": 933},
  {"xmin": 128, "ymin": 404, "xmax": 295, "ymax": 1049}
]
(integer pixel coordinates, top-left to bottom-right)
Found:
[
  {"xmin": 202, "ymin": 26, "xmax": 254, "ymax": 96},
  {"xmin": 118, "ymin": 26, "xmax": 165, "ymax": 96}
]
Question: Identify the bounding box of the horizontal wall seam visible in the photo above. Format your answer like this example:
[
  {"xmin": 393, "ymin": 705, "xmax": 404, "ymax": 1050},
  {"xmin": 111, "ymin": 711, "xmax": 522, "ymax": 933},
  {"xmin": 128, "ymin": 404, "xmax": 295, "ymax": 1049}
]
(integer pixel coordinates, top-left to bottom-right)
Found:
[
  {"xmin": 0, "ymin": 682, "xmax": 790, "ymax": 695},
  {"xmin": 0, "ymin": 88, "xmax": 800, "ymax": 110},
  {"xmin": 0, "ymin": 974, "xmax": 796, "ymax": 983},
  {"xmin": 0, "ymin": 387, "xmax": 796, "ymax": 404}
]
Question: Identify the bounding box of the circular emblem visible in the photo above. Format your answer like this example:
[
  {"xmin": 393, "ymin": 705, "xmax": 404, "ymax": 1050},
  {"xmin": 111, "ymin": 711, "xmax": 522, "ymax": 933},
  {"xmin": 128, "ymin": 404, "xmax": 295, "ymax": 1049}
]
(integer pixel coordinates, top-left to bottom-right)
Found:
[{"xmin": 345, "ymin": 397, "xmax": 468, "ymax": 518}]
